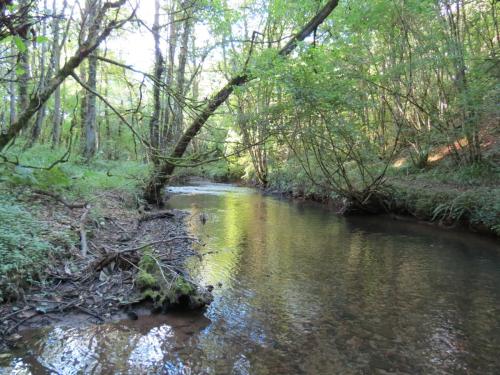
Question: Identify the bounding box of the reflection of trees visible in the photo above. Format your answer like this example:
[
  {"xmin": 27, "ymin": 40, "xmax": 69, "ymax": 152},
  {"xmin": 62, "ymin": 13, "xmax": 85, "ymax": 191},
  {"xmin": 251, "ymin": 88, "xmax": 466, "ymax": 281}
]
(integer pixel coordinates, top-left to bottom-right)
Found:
[
  {"xmin": 175, "ymin": 190, "xmax": 500, "ymax": 373},
  {"xmin": 22, "ymin": 316, "xmax": 211, "ymax": 374}
]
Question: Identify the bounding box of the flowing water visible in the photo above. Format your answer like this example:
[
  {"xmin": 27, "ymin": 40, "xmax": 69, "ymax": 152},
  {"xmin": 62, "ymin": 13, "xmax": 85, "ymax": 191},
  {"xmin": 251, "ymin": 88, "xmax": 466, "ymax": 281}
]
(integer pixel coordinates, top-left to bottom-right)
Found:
[{"xmin": 2, "ymin": 182, "xmax": 500, "ymax": 374}]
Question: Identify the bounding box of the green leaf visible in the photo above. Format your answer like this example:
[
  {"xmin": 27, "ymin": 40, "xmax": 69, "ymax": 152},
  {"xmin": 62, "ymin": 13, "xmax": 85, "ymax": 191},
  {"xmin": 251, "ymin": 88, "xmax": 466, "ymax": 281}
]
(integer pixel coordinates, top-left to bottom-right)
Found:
[
  {"xmin": 0, "ymin": 36, "xmax": 13, "ymax": 45},
  {"xmin": 15, "ymin": 66, "xmax": 26, "ymax": 76},
  {"xmin": 36, "ymin": 36, "xmax": 49, "ymax": 43},
  {"xmin": 13, "ymin": 36, "xmax": 27, "ymax": 53}
]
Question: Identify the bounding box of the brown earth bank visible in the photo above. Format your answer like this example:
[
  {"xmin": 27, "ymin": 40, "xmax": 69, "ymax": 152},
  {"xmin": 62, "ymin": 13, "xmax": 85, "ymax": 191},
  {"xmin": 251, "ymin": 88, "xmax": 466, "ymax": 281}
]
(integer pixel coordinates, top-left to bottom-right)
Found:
[{"xmin": 0, "ymin": 189, "xmax": 213, "ymax": 350}]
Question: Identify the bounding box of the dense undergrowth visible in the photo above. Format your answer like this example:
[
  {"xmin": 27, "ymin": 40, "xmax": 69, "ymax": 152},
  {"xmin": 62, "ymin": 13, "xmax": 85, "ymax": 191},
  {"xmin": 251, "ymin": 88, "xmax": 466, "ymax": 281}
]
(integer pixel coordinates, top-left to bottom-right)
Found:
[
  {"xmin": 0, "ymin": 196, "xmax": 53, "ymax": 302},
  {"xmin": 0, "ymin": 144, "xmax": 148, "ymax": 301},
  {"xmin": 267, "ymin": 158, "xmax": 500, "ymax": 235}
]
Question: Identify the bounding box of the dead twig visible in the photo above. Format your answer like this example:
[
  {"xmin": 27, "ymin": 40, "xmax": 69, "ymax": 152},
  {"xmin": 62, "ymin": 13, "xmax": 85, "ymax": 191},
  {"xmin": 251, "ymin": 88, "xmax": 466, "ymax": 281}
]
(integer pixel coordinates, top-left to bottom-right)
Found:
[
  {"xmin": 85, "ymin": 236, "xmax": 198, "ymax": 275},
  {"xmin": 74, "ymin": 305, "xmax": 104, "ymax": 322},
  {"xmin": 138, "ymin": 210, "xmax": 175, "ymax": 223},
  {"xmin": 80, "ymin": 205, "xmax": 91, "ymax": 257},
  {"xmin": 0, "ymin": 307, "xmax": 32, "ymax": 321},
  {"xmin": 33, "ymin": 189, "xmax": 87, "ymax": 209},
  {"xmin": 117, "ymin": 236, "xmax": 198, "ymax": 254}
]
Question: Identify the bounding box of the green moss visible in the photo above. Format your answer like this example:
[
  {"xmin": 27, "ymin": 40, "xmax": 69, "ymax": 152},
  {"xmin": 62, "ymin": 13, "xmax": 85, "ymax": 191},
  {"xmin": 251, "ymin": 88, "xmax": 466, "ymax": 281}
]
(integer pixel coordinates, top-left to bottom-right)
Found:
[
  {"xmin": 137, "ymin": 247, "xmax": 160, "ymax": 289},
  {"xmin": 174, "ymin": 276, "xmax": 195, "ymax": 296},
  {"xmin": 141, "ymin": 288, "xmax": 161, "ymax": 302},
  {"xmin": 136, "ymin": 248, "xmax": 199, "ymax": 308},
  {"xmin": 137, "ymin": 271, "xmax": 157, "ymax": 289}
]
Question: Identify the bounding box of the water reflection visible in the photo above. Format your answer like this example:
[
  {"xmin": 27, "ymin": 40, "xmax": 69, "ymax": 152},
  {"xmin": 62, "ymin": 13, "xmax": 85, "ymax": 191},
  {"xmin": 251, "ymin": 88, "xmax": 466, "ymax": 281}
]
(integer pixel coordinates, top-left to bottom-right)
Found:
[{"xmin": 2, "ymin": 183, "xmax": 500, "ymax": 374}]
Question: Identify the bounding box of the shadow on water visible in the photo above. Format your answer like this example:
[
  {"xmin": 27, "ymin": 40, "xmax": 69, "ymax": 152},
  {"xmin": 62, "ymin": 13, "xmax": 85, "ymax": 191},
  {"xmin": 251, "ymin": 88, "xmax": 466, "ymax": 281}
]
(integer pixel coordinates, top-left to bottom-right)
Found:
[{"xmin": 2, "ymin": 182, "xmax": 500, "ymax": 374}]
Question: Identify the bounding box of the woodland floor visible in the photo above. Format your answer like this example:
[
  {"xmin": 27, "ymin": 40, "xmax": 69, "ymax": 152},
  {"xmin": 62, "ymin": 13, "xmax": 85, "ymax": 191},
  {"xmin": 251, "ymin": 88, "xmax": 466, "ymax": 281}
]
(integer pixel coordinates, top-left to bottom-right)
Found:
[{"xmin": 0, "ymin": 189, "xmax": 207, "ymax": 350}]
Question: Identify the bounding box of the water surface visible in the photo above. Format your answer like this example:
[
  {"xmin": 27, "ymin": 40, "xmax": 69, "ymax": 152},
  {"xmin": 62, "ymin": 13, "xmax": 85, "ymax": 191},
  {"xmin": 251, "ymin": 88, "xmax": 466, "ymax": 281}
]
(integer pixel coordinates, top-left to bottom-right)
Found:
[{"xmin": 2, "ymin": 182, "xmax": 500, "ymax": 374}]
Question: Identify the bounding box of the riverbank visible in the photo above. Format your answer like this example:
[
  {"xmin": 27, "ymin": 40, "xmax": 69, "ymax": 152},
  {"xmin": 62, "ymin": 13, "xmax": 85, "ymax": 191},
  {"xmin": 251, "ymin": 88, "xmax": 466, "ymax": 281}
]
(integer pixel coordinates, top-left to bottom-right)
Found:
[
  {"xmin": 187, "ymin": 159, "xmax": 498, "ymax": 237},
  {"xmin": 260, "ymin": 175, "xmax": 500, "ymax": 237},
  {"xmin": 0, "ymin": 159, "xmax": 213, "ymax": 349}
]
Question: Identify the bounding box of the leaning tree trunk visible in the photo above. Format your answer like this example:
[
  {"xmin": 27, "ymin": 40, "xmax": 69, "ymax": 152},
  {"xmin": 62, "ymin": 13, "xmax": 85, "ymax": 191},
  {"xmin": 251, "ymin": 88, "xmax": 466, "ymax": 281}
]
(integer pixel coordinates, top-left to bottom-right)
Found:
[
  {"xmin": 144, "ymin": 0, "xmax": 341, "ymax": 205},
  {"xmin": 0, "ymin": 0, "xmax": 127, "ymax": 152}
]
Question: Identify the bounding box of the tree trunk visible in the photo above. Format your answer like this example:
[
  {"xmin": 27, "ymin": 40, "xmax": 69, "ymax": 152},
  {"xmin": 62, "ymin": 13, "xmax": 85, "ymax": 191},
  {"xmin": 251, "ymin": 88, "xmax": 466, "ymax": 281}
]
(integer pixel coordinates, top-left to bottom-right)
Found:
[
  {"xmin": 0, "ymin": 0, "xmax": 127, "ymax": 152},
  {"xmin": 160, "ymin": 1, "xmax": 178, "ymax": 147},
  {"xmin": 51, "ymin": 0, "xmax": 67, "ymax": 148},
  {"xmin": 28, "ymin": 0, "xmax": 49, "ymax": 147},
  {"xmin": 144, "ymin": 0, "xmax": 340, "ymax": 205},
  {"xmin": 149, "ymin": 0, "xmax": 163, "ymax": 163},
  {"xmin": 9, "ymin": 45, "xmax": 16, "ymax": 126},
  {"xmin": 17, "ymin": 0, "xmax": 30, "ymax": 116},
  {"xmin": 171, "ymin": 5, "xmax": 192, "ymax": 140},
  {"xmin": 83, "ymin": 53, "xmax": 98, "ymax": 159}
]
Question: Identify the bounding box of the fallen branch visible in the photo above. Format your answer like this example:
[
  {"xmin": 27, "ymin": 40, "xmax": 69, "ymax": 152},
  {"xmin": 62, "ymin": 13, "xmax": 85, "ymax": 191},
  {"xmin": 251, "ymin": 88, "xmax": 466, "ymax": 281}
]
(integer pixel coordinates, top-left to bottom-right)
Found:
[
  {"xmin": 139, "ymin": 210, "xmax": 175, "ymax": 223},
  {"xmin": 74, "ymin": 305, "xmax": 104, "ymax": 322},
  {"xmin": 118, "ymin": 236, "xmax": 198, "ymax": 254},
  {"xmin": 86, "ymin": 236, "xmax": 198, "ymax": 274},
  {"xmin": 79, "ymin": 205, "xmax": 91, "ymax": 257},
  {"xmin": 33, "ymin": 189, "xmax": 87, "ymax": 209}
]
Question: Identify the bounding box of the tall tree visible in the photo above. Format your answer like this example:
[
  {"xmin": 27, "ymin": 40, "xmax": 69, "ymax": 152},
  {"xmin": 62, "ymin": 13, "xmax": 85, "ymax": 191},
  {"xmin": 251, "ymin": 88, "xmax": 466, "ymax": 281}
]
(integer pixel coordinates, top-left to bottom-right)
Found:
[
  {"xmin": 51, "ymin": 0, "xmax": 68, "ymax": 148},
  {"xmin": 82, "ymin": 0, "xmax": 100, "ymax": 159},
  {"xmin": 144, "ymin": 0, "xmax": 341, "ymax": 205},
  {"xmin": 149, "ymin": 0, "xmax": 163, "ymax": 162},
  {"xmin": 0, "ymin": 0, "xmax": 128, "ymax": 151},
  {"xmin": 28, "ymin": 0, "xmax": 48, "ymax": 147},
  {"xmin": 17, "ymin": 0, "xmax": 30, "ymax": 115},
  {"xmin": 160, "ymin": 0, "xmax": 178, "ymax": 147},
  {"xmin": 170, "ymin": 0, "xmax": 193, "ymax": 140}
]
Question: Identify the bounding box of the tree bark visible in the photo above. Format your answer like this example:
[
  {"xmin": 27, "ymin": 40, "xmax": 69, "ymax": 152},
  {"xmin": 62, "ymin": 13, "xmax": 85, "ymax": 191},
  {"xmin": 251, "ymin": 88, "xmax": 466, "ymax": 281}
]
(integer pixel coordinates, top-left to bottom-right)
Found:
[
  {"xmin": 51, "ymin": 0, "xmax": 68, "ymax": 148},
  {"xmin": 161, "ymin": 0, "xmax": 178, "ymax": 147},
  {"xmin": 83, "ymin": 53, "xmax": 98, "ymax": 159},
  {"xmin": 17, "ymin": 0, "xmax": 30, "ymax": 116},
  {"xmin": 144, "ymin": 0, "xmax": 340, "ymax": 205},
  {"xmin": 28, "ymin": 0, "xmax": 49, "ymax": 147},
  {"xmin": 9, "ymin": 45, "xmax": 16, "ymax": 126},
  {"xmin": 82, "ymin": 0, "xmax": 99, "ymax": 160},
  {"xmin": 149, "ymin": 0, "xmax": 163, "ymax": 163},
  {"xmin": 171, "ymin": 4, "xmax": 192, "ymax": 140}
]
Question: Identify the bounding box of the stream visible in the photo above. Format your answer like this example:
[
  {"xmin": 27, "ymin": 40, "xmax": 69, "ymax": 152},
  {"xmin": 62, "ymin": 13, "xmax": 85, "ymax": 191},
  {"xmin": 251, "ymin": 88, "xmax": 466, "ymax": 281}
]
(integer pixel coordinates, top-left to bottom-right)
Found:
[{"xmin": 1, "ymin": 182, "xmax": 500, "ymax": 374}]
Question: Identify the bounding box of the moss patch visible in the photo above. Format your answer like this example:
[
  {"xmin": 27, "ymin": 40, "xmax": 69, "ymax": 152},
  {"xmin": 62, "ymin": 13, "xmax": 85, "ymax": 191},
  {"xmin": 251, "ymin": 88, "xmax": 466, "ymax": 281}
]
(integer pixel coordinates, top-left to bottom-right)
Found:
[{"xmin": 136, "ymin": 247, "xmax": 202, "ymax": 310}]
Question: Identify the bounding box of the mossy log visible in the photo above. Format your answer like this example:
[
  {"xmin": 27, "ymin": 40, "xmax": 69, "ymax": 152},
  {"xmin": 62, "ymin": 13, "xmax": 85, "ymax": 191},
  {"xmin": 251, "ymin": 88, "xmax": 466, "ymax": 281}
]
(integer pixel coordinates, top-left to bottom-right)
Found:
[{"xmin": 136, "ymin": 248, "xmax": 212, "ymax": 311}]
